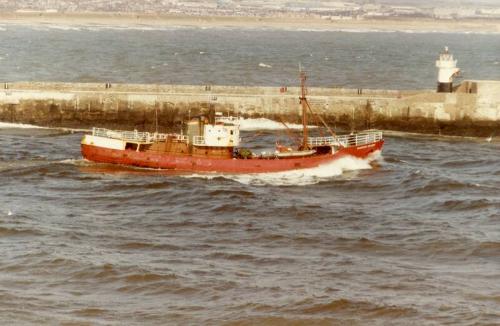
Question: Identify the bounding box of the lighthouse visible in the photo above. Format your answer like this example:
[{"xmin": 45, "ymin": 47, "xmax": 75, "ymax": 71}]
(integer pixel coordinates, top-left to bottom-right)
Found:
[{"xmin": 436, "ymin": 46, "xmax": 460, "ymax": 93}]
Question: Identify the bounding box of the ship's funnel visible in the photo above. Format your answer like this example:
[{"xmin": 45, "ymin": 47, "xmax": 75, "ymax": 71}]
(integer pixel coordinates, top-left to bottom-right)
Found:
[{"xmin": 436, "ymin": 46, "xmax": 460, "ymax": 93}]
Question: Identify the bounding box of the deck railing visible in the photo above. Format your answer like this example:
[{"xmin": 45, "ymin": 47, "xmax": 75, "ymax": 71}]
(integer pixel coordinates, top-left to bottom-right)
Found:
[
  {"xmin": 92, "ymin": 127, "xmax": 188, "ymax": 143},
  {"xmin": 308, "ymin": 131, "xmax": 383, "ymax": 148},
  {"xmin": 193, "ymin": 136, "xmax": 206, "ymax": 146},
  {"xmin": 307, "ymin": 136, "xmax": 342, "ymax": 147},
  {"xmin": 92, "ymin": 127, "xmax": 381, "ymax": 148},
  {"xmin": 215, "ymin": 116, "xmax": 241, "ymax": 125}
]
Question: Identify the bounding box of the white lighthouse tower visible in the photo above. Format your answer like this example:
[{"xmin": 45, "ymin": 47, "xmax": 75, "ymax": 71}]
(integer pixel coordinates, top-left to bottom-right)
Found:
[{"xmin": 436, "ymin": 46, "xmax": 460, "ymax": 93}]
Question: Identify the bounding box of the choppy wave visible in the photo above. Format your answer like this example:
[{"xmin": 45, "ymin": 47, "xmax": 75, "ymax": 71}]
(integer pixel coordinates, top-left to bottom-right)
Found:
[
  {"xmin": 293, "ymin": 27, "xmax": 500, "ymax": 35},
  {"xmin": 0, "ymin": 160, "xmax": 50, "ymax": 173},
  {"xmin": 0, "ymin": 122, "xmax": 45, "ymax": 129},
  {"xmin": 0, "ymin": 23, "xmax": 193, "ymax": 33},
  {"xmin": 6, "ymin": 23, "xmax": 500, "ymax": 35},
  {"xmin": 0, "ymin": 27, "xmax": 499, "ymax": 326},
  {"xmin": 295, "ymin": 298, "xmax": 417, "ymax": 317},
  {"xmin": 1, "ymin": 24, "xmax": 500, "ymax": 89},
  {"xmin": 0, "ymin": 226, "xmax": 42, "ymax": 237},
  {"xmin": 59, "ymin": 158, "xmax": 87, "ymax": 165}
]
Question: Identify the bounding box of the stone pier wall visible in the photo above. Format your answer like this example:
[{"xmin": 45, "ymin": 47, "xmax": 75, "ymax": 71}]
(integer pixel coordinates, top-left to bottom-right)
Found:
[{"xmin": 0, "ymin": 81, "xmax": 499, "ymax": 136}]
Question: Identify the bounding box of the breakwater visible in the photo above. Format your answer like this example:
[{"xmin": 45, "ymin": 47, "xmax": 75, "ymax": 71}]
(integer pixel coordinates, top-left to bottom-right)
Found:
[{"xmin": 0, "ymin": 81, "xmax": 499, "ymax": 136}]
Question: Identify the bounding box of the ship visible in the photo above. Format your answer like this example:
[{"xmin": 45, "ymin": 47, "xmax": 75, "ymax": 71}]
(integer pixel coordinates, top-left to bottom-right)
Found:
[{"xmin": 81, "ymin": 72, "xmax": 384, "ymax": 174}]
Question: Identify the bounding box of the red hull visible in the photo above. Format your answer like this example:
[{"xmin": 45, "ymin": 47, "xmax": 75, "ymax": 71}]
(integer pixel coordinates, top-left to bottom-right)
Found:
[{"xmin": 81, "ymin": 140, "xmax": 383, "ymax": 174}]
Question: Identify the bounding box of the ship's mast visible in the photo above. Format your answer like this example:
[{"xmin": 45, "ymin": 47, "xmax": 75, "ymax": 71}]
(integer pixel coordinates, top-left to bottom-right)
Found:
[{"xmin": 299, "ymin": 69, "xmax": 309, "ymax": 150}]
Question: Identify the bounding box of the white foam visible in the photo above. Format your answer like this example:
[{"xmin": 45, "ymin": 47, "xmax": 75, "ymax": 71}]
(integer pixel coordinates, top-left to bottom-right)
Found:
[
  {"xmin": 3, "ymin": 22, "xmax": 500, "ymax": 35},
  {"xmin": 258, "ymin": 62, "xmax": 272, "ymax": 68},
  {"xmin": 0, "ymin": 122, "xmax": 45, "ymax": 129},
  {"xmin": 239, "ymin": 118, "xmax": 316, "ymax": 131},
  {"xmin": 184, "ymin": 151, "xmax": 381, "ymax": 186},
  {"xmin": 2, "ymin": 23, "xmax": 193, "ymax": 32},
  {"xmin": 59, "ymin": 159, "xmax": 81, "ymax": 164},
  {"xmin": 44, "ymin": 24, "xmax": 82, "ymax": 31}
]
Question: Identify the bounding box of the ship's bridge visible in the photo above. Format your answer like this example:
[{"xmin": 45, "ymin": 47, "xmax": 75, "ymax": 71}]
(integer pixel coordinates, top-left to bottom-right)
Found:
[{"xmin": 191, "ymin": 122, "xmax": 240, "ymax": 147}]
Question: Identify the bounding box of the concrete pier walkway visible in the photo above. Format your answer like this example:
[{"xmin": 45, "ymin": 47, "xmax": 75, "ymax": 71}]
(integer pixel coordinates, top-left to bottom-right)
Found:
[{"xmin": 0, "ymin": 81, "xmax": 499, "ymax": 136}]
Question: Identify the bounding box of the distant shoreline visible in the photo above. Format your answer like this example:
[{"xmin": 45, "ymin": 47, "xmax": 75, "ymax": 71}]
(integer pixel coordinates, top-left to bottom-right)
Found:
[{"xmin": 0, "ymin": 12, "xmax": 500, "ymax": 33}]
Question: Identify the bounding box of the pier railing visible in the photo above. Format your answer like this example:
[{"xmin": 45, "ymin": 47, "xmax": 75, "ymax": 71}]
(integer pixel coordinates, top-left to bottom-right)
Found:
[
  {"xmin": 308, "ymin": 131, "xmax": 383, "ymax": 148},
  {"xmin": 92, "ymin": 127, "xmax": 188, "ymax": 143}
]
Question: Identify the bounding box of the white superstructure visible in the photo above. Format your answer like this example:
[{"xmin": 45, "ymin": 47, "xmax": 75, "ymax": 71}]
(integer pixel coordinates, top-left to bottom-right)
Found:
[
  {"xmin": 436, "ymin": 46, "xmax": 460, "ymax": 92},
  {"xmin": 201, "ymin": 123, "xmax": 240, "ymax": 147}
]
